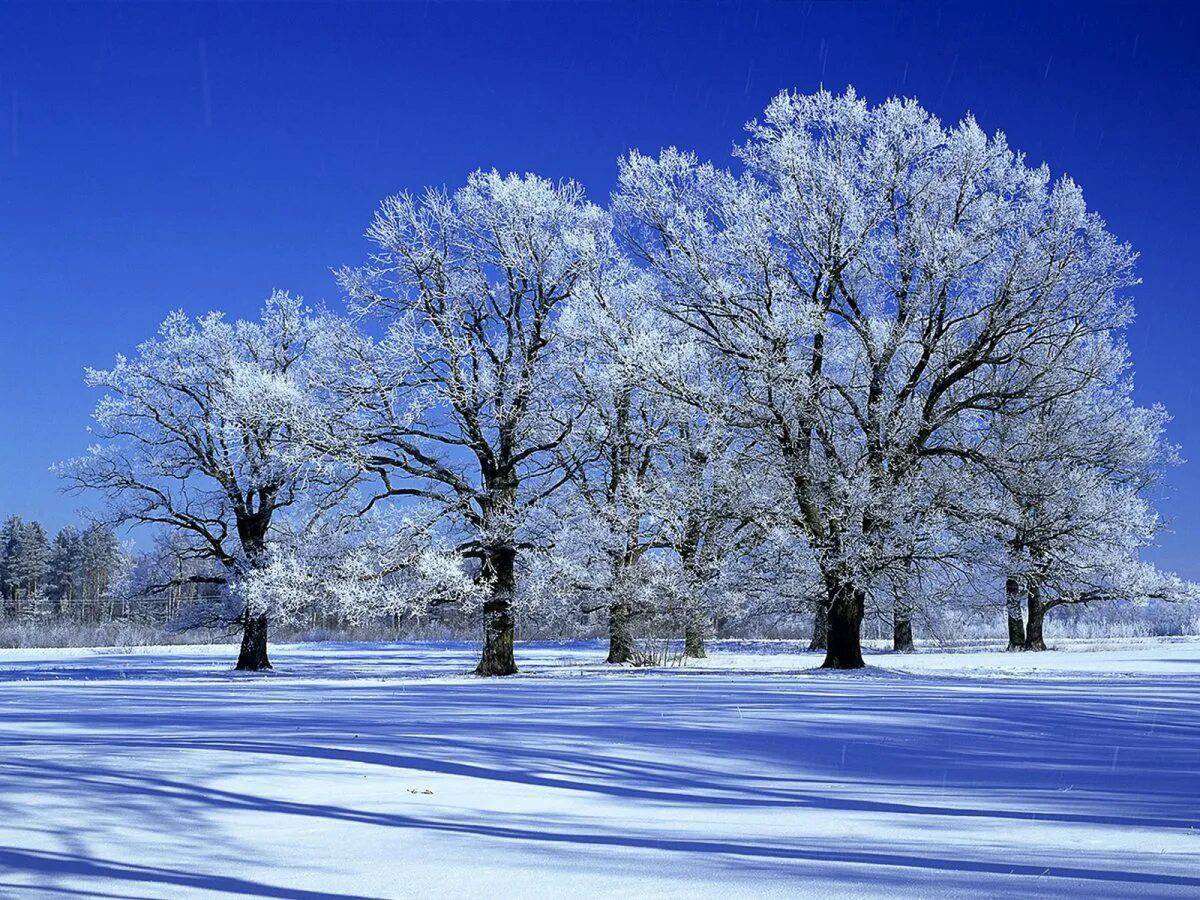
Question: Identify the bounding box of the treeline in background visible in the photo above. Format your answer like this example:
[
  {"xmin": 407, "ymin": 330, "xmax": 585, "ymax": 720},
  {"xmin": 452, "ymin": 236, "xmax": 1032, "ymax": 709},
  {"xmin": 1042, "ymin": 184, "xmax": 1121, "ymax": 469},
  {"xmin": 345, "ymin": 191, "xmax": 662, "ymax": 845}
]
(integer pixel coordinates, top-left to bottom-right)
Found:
[{"xmin": 0, "ymin": 515, "xmax": 129, "ymax": 624}]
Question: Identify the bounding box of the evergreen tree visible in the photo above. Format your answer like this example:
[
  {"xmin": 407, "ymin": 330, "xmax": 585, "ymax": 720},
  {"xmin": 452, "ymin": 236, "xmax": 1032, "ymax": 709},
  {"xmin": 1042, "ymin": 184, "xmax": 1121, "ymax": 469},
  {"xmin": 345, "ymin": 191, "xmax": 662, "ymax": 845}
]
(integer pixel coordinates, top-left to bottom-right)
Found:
[
  {"xmin": 79, "ymin": 524, "xmax": 125, "ymax": 617},
  {"xmin": 46, "ymin": 525, "xmax": 83, "ymax": 617},
  {"xmin": 0, "ymin": 515, "xmax": 23, "ymax": 608}
]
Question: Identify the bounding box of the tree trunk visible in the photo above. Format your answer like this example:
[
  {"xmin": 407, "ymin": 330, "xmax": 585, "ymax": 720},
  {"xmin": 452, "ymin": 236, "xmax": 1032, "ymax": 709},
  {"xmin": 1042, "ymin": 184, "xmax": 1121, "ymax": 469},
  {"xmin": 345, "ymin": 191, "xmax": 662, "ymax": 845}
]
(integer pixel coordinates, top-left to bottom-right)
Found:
[
  {"xmin": 235, "ymin": 614, "xmax": 271, "ymax": 671},
  {"xmin": 678, "ymin": 529, "xmax": 707, "ymax": 660},
  {"xmin": 1005, "ymin": 575, "xmax": 1027, "ymax": 650},
  {"xmin": 1023, "ymin": 586, "xmax": 1047, "ymax": 651},
  {"xmin": 808, "ymin": 602, "xmax": 828, "ymax": 651},
  {"xmin": 892, "ymin": 597, "xmax": 915, "ymax": 652},
  {"xmin": 476, "ymin": 545, "xmax": 518, "ymax": 676},
  {"xmin": 606, "ymin": 599, "xmax": 635, "ymax": 664},
  {"xmin": 683, "ymin": 611, "xmax": 706, "ymax": 659},
  {"xmin": 822, "ymin": 577, "xmax": 865, "ymax": 669},
  {"xmin": 233, "ymin": 511, "xmax": 274, "ymax": 672}
]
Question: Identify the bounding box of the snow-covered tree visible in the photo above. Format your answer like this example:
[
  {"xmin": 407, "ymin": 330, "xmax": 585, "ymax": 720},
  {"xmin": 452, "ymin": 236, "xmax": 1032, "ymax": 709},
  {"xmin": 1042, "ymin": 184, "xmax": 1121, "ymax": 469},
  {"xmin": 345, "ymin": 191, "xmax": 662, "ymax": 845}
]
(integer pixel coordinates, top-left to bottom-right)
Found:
[
  {"xmin": 553, "ymin": 267, "xmax": 677, "ymax": 662},
  {"xmin": 646, "ymin": 334, "xmax": 789, "ymax": 658},
  {"xmin": 974, "ymin": 338, "xmax": 1183, "ymax": 649},
  {"xmin": 551, "ymin": 262, "xmax": 781, "ymax": 662},
  {"xmin": 61, "ymin": 292, "xmax": 355, "ymax": 669},
  {"xmin": 616, "ymin": 88, "xmax": 1139, "ymax": 667},
  {"xmin": 336, "ymin": 170, "xmax": 611, "ymax": 675},
  {"xmin": 654, "ymin": 419, "xmax": 770, "ymax": 657}
]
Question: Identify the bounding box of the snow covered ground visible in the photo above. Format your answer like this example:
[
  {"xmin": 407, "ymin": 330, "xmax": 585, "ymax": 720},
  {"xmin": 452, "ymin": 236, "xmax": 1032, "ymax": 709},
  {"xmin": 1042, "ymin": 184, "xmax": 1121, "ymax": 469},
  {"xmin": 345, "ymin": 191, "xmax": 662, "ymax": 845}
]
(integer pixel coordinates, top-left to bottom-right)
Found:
[{"xmin": 0, "ymin": 639, "xmax": 1197, "ymax": 898}]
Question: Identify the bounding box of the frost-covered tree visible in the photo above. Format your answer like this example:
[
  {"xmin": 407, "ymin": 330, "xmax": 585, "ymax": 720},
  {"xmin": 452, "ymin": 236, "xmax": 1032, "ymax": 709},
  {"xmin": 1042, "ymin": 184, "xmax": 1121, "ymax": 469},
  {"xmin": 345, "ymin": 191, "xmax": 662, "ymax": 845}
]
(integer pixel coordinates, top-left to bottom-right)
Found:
[
  {"xmin": 337, "ymin": 170, "xmax": 611, "ymax": 675},
  {"xmin": 552, "ymin": 265, "xmax": 777, "ymax": 662},
  {"xmin": 554, "ymin": 268, "xmax": 676, "ymax": 662},
  {"xmin": 656, "ymin": 420, "xmax": 770, "ymax": 658},
  {"xmin": 61, "ymin": 292, "xmax": 354, "ymax": 669},
  {"xmin": 617, "ymin": 88, "xmax": 1139, "ymax": 667},
  {"xmin": 870, "ymin": 461, "xmax": 981, "ymax": 651},
  {"xmin": 646, "ymin": 334, "xmax": 787, "ymax": 658},
  {"xmin": 974, "ymin": 339, "xmax": 1182, "ymax": 650}
]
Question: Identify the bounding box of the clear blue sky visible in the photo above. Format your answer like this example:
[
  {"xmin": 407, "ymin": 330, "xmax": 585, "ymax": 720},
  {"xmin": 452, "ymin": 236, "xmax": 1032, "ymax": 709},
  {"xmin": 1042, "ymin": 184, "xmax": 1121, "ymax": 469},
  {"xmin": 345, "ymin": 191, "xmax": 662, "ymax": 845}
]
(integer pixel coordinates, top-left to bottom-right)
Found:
[{"xmin": 1, "ymin": 1, "xmax": 1197, "ymax": 575}]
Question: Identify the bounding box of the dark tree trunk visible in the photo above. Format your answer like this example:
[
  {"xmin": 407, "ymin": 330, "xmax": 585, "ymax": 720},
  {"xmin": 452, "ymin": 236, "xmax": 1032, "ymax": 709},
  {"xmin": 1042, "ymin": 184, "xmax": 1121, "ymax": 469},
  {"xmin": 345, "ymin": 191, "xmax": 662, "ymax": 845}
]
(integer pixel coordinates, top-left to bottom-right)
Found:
[
  {"xmin": 678, "ymin": 529, "xmax": 707, "ymax": 660},
  {"xmin": 235, "ymin": 614, "xmax": 271, "ymax": 671},
  {"xmin": 892, "ymin": 598, "xmax": 915, "ymax": 652},
  {"xmin": 233, "ymin": 510, "xmax": 274, "ymax": 672},
  {"xmin": 1023, "ymin": 587, "xmax": 1047, "ymax": 651},
  {"xmin": 684, "ymin": 612, "xmax": 706, "ymax": 659},
  {"xmin": 1005, "ymin": 575, "xmax": 1027, "ymax": 650},
  {"xmin": 476, "ymin": 544, "xmax": 518, "ymax": 676},
  {"xmin": 822, "ymin": 577, "xmax": 865, "ymax": 669},
  {"xmin": 606, "ymin": 599, "xmax": 635, "ymax": 664},
  {"xmin": 808, "ymin": 602, "xmax": 828, "ymax": 651}
]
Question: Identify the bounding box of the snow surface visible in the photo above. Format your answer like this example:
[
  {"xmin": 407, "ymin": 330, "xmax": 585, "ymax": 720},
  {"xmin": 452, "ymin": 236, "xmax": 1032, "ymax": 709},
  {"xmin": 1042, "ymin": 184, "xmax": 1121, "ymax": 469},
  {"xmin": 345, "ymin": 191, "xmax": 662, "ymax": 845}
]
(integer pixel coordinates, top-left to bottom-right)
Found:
[{"xmin": 0, "ymin": 638, "xmax": 1197, "ymax": 898}]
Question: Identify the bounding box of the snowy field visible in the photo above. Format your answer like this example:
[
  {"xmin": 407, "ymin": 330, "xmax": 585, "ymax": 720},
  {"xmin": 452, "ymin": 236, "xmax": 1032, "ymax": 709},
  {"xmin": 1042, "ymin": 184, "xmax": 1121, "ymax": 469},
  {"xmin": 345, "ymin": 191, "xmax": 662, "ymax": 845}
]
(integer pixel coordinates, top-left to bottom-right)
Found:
[{"xmin": 0, "ymin": 640, "xmax": 1198, "ymax": 898}]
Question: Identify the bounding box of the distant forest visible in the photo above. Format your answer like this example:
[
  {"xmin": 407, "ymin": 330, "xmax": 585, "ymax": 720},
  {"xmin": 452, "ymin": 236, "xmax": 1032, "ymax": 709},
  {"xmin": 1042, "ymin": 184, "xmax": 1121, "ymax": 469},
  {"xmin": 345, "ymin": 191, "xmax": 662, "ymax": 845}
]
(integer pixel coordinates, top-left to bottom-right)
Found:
[
  {"xmin": 1, "ymin": 515, "xmax": 130, "ymax": 621},
  {"xmin": 0, "ymin": 514, "xmax": 242, "ymax": 631}
]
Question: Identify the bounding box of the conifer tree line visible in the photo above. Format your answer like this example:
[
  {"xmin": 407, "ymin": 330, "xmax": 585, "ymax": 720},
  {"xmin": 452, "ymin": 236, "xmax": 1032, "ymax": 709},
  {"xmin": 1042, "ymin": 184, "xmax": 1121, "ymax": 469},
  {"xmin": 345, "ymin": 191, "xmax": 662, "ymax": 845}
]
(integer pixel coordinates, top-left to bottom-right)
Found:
[
  {"xmin": 60, "ymin": 88, "xmax": 1196, "ymax": 672},
  {"xmin": 0, "ymin": 515, "xmax": 127, "ymax": 621}
]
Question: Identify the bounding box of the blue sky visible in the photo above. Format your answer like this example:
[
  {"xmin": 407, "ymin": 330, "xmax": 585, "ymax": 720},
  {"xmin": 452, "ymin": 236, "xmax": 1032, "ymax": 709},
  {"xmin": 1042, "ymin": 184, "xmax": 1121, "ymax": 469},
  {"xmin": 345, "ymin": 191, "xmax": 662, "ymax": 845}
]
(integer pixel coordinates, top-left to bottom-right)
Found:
[{"xmin": 1, "ymin": 1, "xmax": 1197, "ymax": 575}]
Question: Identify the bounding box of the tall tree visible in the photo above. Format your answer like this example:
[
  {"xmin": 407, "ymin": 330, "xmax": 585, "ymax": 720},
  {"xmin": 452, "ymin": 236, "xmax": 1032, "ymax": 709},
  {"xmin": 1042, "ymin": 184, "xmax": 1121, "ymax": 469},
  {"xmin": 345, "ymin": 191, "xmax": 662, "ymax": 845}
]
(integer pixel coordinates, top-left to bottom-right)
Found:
[
  {"xmin": 337, "ymin": 170, "xmax": 609, "ymax": 675},
  {"xmin": 1, "ymin": 519, "xmax": 50, "ymax": 615},
  {"xmin": 0, "ymin": 515, "xmax": 24, "ymax": 610},
  {"xmin": 79, "ymin": 524, "xmax": 127, "ymax": 618},
  {"xmin": 46, "ymin": 526, "xmax": 83, "ymax": 618},
  {"xmin": 616, "ymin": 88, "xmax": 1138, "ymax": 668}
]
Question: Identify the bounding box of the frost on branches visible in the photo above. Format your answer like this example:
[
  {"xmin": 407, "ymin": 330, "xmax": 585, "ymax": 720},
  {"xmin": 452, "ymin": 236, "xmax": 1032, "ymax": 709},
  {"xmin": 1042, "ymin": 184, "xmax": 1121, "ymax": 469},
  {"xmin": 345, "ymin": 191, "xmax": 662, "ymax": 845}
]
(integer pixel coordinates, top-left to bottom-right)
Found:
[
  {"xmin": 60, "ymin": 88, "xmax": 1196, "ymax": 673},
  {"xmin": 551, "ymin": 265, "xmax": 676, "ymax": 663},
  {"xmin": 974, "ymin": 339, "xmax": 1186, "ymax": 650},
  {"xmin": 61, "ymin": 292, "xmax": 358, "ymax": 669},
  {"xmin": 549, "ymin": 260, "xmax": 783, "ymax": 662},
  {"xmin": 335, "ymin": 171, "xmax": 612, "ymax": 675},
  {"xmin": 616, "ymin": 88, "xmax": 1154, "ymax": 667},
  {"xmin": 236, "ymin": 509, "xmax": 480, "ymax": 634}
]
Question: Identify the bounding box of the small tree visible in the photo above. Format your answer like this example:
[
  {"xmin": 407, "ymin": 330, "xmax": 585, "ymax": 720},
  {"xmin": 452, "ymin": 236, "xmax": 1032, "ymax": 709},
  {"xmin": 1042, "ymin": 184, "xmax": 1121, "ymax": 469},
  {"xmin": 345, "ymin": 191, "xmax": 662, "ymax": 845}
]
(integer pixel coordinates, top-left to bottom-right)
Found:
[
  {"xmin": 62, "ymin": 292, "xmax": 352, "ymax": 669},
  {"xmin": 981, "ymin": 347, "xmax": 1180, "ymax": 650},
  {"xmin": 555, "ymin": 269, "xmax": 675, "ymax": 663},
  {"xmin": 652, "ymin": 370, "xmax": 776, "ymax": 659},
  {"xmin": 660, "ymin": 426, "xmax": 765, "ymax": 659}
]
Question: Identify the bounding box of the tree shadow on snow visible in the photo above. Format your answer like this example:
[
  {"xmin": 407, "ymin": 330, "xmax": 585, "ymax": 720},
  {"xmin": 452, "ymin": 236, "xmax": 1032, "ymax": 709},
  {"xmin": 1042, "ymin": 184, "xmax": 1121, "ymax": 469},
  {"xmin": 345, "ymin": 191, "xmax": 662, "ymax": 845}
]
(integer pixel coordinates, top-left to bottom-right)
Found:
[{"xmin": 0, "ymin": 642, "xmax": 1198, "ymax": 893}]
